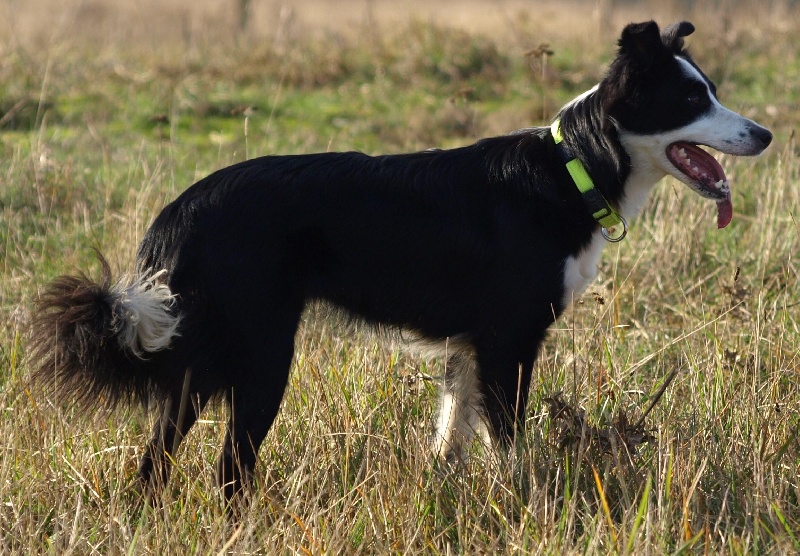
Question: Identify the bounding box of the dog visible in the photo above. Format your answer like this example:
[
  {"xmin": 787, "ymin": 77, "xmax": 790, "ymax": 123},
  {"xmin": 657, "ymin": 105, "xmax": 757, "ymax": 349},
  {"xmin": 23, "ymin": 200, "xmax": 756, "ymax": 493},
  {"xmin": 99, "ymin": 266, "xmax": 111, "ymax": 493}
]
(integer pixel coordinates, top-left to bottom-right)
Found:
[{"xmin": 30, "ymin": 20, "xmax": 772, "ymax": 506}]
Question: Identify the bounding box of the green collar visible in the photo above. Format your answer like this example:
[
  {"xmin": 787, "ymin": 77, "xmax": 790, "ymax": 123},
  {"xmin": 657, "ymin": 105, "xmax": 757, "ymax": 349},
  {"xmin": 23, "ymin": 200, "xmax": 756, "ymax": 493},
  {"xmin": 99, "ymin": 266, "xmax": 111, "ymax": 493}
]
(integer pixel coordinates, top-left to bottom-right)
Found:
[{"xmin": 550, "ymin": 119, "xmax": 627, "ymax": 242}]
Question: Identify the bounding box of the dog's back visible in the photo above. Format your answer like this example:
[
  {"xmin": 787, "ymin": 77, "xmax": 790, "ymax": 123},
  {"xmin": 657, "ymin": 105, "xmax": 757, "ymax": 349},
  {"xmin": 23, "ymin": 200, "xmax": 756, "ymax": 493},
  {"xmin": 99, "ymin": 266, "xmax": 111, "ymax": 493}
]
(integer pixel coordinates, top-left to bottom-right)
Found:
[{"xmin": 138, "ymin": 131, "xmax": 588, "ymax": 342}]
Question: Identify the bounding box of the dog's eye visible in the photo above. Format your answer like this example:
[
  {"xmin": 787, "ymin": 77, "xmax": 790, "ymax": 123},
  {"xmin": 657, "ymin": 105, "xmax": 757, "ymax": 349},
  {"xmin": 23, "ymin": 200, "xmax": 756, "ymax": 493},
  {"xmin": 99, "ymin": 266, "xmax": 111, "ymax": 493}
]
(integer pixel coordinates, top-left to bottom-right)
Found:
[{"xmin": 686, "ymin": 91, "xmax": 708, "ymax": 106}]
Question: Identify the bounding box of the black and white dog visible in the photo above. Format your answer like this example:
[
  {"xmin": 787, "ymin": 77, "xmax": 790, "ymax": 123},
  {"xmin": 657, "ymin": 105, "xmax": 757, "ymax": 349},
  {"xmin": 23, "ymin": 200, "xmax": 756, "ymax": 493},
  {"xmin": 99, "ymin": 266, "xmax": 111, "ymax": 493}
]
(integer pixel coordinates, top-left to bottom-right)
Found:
[{"xmin": 31, "ymin": 21, "xmax": 772, "ymax": 505}]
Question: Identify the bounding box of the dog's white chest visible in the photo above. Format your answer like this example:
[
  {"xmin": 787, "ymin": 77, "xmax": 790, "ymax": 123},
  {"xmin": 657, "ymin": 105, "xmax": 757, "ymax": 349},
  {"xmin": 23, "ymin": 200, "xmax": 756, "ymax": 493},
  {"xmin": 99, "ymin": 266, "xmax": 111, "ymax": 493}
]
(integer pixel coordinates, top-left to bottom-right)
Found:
[{"xmin": 561, "ymin": 232, "xmax": 605, "ymax": 308}]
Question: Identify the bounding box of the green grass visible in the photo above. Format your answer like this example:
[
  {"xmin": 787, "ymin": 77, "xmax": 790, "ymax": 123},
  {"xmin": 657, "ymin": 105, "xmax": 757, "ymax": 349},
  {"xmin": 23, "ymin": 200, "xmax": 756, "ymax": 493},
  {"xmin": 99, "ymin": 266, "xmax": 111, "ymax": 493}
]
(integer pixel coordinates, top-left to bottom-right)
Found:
[{"xmin": 2, "ymin": 0, "xmax": 799, "ymax": 553}]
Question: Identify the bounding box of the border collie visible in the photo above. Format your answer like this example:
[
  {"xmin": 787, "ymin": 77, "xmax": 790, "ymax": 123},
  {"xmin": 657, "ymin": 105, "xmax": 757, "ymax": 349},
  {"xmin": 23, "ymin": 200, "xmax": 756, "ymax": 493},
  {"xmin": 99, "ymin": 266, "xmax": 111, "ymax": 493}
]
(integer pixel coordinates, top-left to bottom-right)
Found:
[{"xmin": 31, "ymin": 21, "xmax": 772, "ymax": 505}]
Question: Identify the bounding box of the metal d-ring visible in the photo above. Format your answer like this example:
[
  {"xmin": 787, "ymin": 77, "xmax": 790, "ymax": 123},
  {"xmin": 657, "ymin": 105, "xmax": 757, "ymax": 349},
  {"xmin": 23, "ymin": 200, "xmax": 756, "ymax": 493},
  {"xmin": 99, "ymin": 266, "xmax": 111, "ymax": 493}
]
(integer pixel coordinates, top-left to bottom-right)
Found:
[{"xmin": 601, "ymin": 216, "xmax": 628, "ymax": 243}]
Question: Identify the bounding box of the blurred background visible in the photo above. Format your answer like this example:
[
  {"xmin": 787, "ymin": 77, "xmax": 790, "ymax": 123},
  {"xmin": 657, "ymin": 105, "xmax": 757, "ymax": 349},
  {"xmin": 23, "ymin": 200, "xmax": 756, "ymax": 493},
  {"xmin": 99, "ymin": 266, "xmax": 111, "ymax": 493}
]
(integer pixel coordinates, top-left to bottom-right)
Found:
[{"xmin": 3, "ymin": 1, "xmax": 794, "ymax": 60}]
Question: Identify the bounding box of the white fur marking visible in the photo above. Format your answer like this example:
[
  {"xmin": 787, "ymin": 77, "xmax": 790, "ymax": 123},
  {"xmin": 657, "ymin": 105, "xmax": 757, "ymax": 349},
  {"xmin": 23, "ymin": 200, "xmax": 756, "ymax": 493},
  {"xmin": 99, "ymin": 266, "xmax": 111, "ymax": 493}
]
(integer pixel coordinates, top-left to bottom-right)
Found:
[
  {"xmin": 561, "ymin": 230, "xmax": 606, "ymax": 308},
  {"xmin": 673, "ymin": 58, "xmax": 766, "ymax": 155},
  {"xmin": 113, "ymin": 269, "xmax": 181, "ymax": 358},
  {"xmin": 432, "ymin": 344, "xmax": 491, "ymax": 461}
]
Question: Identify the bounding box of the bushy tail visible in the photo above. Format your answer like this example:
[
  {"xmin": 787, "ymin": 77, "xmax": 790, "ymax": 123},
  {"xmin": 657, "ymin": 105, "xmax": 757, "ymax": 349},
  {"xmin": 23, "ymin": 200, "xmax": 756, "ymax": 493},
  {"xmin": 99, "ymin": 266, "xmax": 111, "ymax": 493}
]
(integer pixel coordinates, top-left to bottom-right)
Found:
[{"xmin": 29, "ymin": 251, "xmax": 181, "ymax": 410}]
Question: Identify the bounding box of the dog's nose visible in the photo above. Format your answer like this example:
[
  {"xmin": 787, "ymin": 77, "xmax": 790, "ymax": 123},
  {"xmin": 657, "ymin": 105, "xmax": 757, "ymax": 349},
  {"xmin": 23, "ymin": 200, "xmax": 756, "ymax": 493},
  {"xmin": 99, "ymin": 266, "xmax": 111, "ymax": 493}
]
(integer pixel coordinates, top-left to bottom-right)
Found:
[{"xmin": 751, "ymin": 125, "xmax": 773, "ymax": 150}]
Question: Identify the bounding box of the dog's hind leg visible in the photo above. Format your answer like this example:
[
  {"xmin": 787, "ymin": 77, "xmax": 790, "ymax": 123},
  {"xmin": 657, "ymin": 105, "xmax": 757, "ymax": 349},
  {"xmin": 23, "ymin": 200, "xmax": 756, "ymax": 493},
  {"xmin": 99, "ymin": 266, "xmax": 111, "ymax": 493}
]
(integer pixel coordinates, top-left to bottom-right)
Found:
[
  {"xmin": 216, "ymin": 301, "xmax": 303, "ymax": 508},
  {"xmin": 434, "ymin": 348, "xmax": 492, "ymax": 462},
  {"xmin": 139, "ymin": 368, "xmax": 209, "ymax": 497}
]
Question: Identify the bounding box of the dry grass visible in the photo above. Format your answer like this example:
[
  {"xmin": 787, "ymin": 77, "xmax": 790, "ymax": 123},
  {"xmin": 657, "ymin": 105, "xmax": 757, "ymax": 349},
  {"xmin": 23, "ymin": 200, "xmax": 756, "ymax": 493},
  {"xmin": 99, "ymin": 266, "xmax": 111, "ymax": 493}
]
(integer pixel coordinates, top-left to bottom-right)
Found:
[{"xmin": 1, "ymin": 0, "xmax": 799, "ymax": 553}]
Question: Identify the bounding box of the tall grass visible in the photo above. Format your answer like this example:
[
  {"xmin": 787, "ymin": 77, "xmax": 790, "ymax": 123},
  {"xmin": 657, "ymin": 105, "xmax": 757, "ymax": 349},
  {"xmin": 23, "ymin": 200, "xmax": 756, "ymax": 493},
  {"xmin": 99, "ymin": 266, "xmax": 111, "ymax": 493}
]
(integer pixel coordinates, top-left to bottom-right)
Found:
[{"xmin": 1, "ymin": 0, "xmax": 798, "ymax": 553}]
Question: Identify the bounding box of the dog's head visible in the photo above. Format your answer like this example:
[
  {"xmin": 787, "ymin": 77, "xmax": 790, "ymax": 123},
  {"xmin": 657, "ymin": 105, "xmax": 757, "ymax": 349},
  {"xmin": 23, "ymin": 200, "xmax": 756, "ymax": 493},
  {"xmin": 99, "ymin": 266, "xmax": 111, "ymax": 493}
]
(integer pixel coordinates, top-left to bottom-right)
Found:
[{"xmin": 600, "ymin": 21, "xmax": 772, "ymax": 228}]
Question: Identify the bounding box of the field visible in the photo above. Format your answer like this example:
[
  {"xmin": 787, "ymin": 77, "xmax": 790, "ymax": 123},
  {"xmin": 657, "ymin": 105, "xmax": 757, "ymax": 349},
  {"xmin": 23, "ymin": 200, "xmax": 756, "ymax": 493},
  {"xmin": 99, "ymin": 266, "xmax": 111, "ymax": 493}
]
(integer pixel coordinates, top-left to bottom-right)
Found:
[{"xmin": 1, "ymin": 0, "xmax": 799, "ymax": 553}]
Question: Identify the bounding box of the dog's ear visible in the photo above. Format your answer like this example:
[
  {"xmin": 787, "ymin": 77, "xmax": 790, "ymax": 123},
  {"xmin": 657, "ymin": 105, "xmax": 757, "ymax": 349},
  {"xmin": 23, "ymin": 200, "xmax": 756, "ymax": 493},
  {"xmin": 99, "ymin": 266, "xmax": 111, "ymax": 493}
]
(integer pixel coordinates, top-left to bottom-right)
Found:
[
  {"xmin": 618, "ymin": 21, "xmax": 664, "ymax": 65},
  {"xmin": 661, "ymin": 21, "xmax": 695, "ymax": 52}
]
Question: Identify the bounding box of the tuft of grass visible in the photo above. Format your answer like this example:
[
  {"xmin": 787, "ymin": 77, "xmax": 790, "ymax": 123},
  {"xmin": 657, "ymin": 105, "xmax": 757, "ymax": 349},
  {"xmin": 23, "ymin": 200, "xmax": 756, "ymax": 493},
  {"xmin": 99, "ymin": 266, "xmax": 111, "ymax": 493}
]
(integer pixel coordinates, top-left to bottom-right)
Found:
[{"xmin": 2, "ymin": 0, "xmax": 799, "ymax": 553}]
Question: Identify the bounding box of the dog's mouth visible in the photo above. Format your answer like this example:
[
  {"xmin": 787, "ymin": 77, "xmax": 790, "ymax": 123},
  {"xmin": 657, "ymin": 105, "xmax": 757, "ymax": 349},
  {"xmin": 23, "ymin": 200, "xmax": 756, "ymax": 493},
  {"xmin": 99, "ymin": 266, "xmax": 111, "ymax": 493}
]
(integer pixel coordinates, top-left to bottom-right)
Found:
[{"xmin": 666, "ymin": 142, "xmax": 732, "ymax": 228}]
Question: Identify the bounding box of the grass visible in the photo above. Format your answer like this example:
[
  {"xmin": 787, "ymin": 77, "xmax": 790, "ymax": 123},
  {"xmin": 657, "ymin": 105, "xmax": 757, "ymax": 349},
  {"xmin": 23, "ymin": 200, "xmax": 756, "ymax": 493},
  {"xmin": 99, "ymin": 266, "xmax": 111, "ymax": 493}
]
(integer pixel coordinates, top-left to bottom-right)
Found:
[{"xmin": 1, "ymin": 0, "xmax": 799, "ymax": 553}]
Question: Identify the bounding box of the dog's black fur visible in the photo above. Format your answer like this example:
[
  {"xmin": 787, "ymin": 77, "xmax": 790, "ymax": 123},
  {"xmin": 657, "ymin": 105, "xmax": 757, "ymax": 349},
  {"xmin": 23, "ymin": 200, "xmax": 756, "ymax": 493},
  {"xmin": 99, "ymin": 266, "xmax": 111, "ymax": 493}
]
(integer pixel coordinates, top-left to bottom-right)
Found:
[{"xmin": 30, "ymin": 21, "xmax": 772, "ymax": 506}]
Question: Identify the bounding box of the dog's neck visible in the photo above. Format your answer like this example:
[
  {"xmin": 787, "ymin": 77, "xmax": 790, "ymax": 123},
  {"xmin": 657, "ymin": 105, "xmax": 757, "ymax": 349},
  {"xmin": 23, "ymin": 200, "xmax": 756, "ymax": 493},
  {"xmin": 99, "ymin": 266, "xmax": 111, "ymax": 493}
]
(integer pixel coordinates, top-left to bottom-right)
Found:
[
  {"xmin": 554, "ymin": 88, "xmax": 667, "ymax": 222},
  {"xmin": 615, "ymin": 132, "xmax": 670, "ymax": 219}
]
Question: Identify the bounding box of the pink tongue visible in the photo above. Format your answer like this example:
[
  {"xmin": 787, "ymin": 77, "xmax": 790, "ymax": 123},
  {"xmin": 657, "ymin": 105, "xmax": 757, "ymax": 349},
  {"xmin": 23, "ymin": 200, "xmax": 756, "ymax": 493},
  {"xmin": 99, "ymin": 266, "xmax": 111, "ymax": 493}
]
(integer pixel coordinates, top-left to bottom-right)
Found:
[
  {"xmin": 717, "ymin": 196, "xmax": 733, "ymax": 229},
  {"xmin": 668, "ymin": 143, "xmax": 733, "ymax": 229}
]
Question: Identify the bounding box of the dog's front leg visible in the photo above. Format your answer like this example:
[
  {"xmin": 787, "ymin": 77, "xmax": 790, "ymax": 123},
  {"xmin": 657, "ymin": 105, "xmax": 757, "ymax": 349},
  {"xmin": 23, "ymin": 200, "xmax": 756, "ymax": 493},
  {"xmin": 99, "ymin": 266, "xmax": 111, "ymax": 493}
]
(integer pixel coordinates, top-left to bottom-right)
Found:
[
  {"xmin": 433, "ymin": 350, "xmax": 492, "ymax": 462},
  {"xmin": 474, "ymin": 342, "xmax": 538, "ymax": 449}
]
